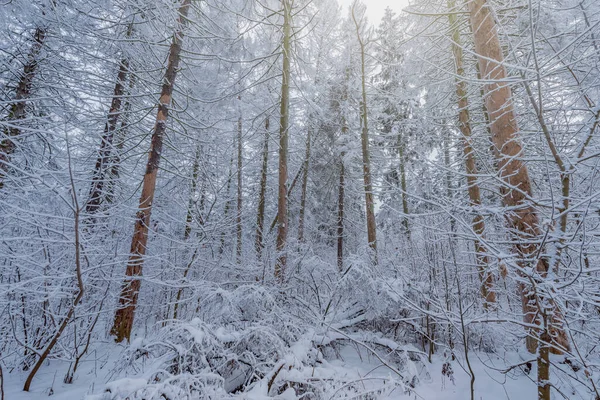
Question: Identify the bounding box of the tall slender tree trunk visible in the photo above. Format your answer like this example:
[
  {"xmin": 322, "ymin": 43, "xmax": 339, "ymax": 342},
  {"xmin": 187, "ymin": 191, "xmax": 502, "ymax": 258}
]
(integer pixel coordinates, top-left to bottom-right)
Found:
[
  {"xmin": 220, "ymin": 156, "xmax": 235, "ymax": 255},
  {"xmin": 236, "ymin": 95, "xmax": 243, "ymax": 264},
  {"xmin": 275, "ymin": 0, "xmax": 291, "ymax": 283},
  {"xmin": 173, "ymin": 146, "xmax": 203, "ymax": 321},
  {"xmin": 338, "ymin": 120, "xmax": 347, "ymax": 272},
  {"xmin": 297, "ymin": 128, "xmax": 311, "ymax": 243},
  {"xmin": 105, "ymin": 74, "xmax": 135, "ymax": 206},
  {"xmin": 0, "ymin": 27, "xmax": 46, "ymax": 189},
  {"xmin": 442, "ymin": 131, "xmax": 457, "ymax": 234},
  {"xmin": 467, "ymin": 0, "xmax": 569, "ymax": 355},
  {"xmin": 397, "ymin": 133, "xmax": 410, "ymax": 238},
  {"xmin": 184, "ymin": 146, "xmax": 201, "ymax": 241},
  {"xmin": 269, "ymin": 164, "xmax": 304, "ymax": 234},
  {"xmin": 352, "ymin": 5, "xmax": 377, "ymax": 263},
  {"xmin": 111, "ymin": 0, "xmax": 192, "ymax": 343},
  {"xmin": 448, "ymin": 0, "xmax": 496, "ymax": 307},
  {"xmin": 255, "ymin": 117, "xmax": 269, "ymax": 260},
  {"xmin": 86, "ymin": 22, "xmax": 134, "ymax": 216}
]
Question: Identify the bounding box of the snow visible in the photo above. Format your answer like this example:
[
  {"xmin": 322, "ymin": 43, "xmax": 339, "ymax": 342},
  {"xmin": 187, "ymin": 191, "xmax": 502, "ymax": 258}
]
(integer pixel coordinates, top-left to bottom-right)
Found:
[{"xmin": 2, "ymin": 341, "xmax": 553, "ymax": 400}]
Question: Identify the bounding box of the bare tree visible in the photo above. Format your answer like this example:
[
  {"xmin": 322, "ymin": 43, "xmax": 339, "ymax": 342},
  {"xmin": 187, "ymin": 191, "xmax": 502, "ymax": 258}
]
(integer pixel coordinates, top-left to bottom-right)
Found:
[
  {"xmin": 467, "ymin": 6, "xmax": 570, "ymax": 396},
  {"xmin": 23, "ymin": 138, "xmax": 84, "ymax": 391},
  {"xmin": 111, "ymin": 0, "xmax": 193, "ymax": 343},
  {"xmin": 275, "ymin": 0, "xmax": 292, "ymax": 282},
  {"xmin": 256, "ymin": 117, "xmax": 269, "ymax": 260},
  {"xmin": 352, "ymin": 2, "xmax": 377, "ymax": 263},
  {"xmin": 236, "ymin": 95, "xmax": 243, "ymax": 264},
  {"xmin": 297, "ymin": 127, "xmax": 311, "ymax": 243},
  {"xmin": 447, "ymin": 0, "xmax": 496, "ymax": 307},
  {"xmin": 1, "ymin": 27, "xmax": 47, "ymax": 189},
  {"xmin": 85, "ymin": 21, "xmax": 134, "ymax": 218}
]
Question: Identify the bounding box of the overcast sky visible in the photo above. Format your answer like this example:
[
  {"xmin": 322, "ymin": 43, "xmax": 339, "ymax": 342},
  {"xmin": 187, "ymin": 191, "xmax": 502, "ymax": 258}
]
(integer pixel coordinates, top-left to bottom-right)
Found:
[{"xmin": 338, "ymin": 0, "xmax": 409, "ymax": 25}]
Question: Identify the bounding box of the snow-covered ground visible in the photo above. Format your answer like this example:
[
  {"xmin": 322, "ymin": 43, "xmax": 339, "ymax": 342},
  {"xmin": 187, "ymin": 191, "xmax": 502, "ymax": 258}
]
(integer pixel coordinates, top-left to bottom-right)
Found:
[{"xmin": 4, "ymin": 341, "xmax": 545, "ymax": 400}]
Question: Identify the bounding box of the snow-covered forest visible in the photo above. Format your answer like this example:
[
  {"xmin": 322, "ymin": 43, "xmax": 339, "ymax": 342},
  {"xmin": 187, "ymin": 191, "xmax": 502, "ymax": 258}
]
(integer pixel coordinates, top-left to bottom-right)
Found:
[{"xmin": 0, "ymin": 0, "xmax": 599, "ymax": 398}]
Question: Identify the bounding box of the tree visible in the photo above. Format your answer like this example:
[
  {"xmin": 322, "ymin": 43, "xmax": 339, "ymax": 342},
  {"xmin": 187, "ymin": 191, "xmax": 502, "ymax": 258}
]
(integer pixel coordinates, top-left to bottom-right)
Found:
[
  {"xmin": 85, "ymin": 20, "xmax": 134, "ymax": 219},
  {"xmin": 352, "ymin": 2, "xmax": 377, "ymax": 263},
  {"xmin": 111, "ymin": 0, "xmax": 193, "ymax": 343},
  {"xmin": 255, "ymin": 117, "xmax": 270, "ymax": 260},
  {"xmin": 274, "ymin": 0, "xmax": 292, "ymax": 282},
  {"xmin": 0, "ymin": 25, "xmax": 47, "ymax": 189},
  {"xmin": 466, "ymin": 1, "xmax": 571, "ymax": 397},
  {"xmin": 447, "ymin": 0, "xmax": 495, "ymax": 307}
]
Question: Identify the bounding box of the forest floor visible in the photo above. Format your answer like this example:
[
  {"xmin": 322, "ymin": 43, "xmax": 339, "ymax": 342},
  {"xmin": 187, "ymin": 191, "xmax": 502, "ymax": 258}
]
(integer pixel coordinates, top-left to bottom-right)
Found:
[{"xmin": 4, "ymin": 340, "xmax": 546, "ymax": 400}]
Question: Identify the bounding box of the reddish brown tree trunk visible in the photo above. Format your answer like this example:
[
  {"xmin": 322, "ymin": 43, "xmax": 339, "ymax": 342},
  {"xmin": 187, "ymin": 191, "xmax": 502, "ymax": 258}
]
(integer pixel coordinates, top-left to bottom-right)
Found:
[
  {"xmin": 468, "ymin": 0, "xmax": 569, "ymax": 354},
  {"xmin": 111, "ymin": 0, "xmax": 192, "ymax": 343},
  {"xmin": 448, "ymin": 0, "xmax": 496, "ymax": 307},
  {"xmin": 1, "ymin": 27, "xmax": 46, "ymax": 189}
]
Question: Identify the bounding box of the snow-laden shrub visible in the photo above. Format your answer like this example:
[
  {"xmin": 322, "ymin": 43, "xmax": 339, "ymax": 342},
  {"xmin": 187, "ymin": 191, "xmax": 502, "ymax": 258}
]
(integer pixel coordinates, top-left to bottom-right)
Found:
[
  {"xmin": 95, "ymin": 316, "xmax": 431, "ymax": 400},
  {"xmin": 98, "ymin": 317, "xmax": 296, "ymax": 399}
]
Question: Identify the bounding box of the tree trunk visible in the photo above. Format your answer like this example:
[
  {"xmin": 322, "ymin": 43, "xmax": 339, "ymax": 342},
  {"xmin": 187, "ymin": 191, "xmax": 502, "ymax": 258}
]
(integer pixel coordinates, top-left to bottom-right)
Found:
[
  {"xmin": 256, "ymin": 117, "xmax": 269, "ymax": 260},
  {"xmin": 397, "ymin": 133, "xmax": 410, "ymax": 238},
  {"xmin": 298, "ymin": 128, "xmax": 311, "ymax": 243},
  {"xmin": 86, "ymin": 22, "xmax": 133, "ymax": 216},
  {"xmin": 0, "ymin": 27, "xmax": 46, "ymax": 189},
  {"xmin": 111, "ymin": 0, "xmax": 192, "ymax": 343},
  {"xmin": 236, "ymin": 95, "xmax": 243, "ymax": 264},
  {"xmin": 442, "ymin": 129, "xmax": 457, "ymax": 235},
  {"xmin": 337, "ymin": 121, "xmax": 347, "ymax": 272},
  {"xmin": 183, "ymin": 147, "xmax": 201, "ymax": 241},
  {"xmin": 269, "ymin": 163, "xmax": 304, "ymax": 234},
  {"xmin": 448, "ymin": 0, "xmax": 496, "ymax": 307},
  {"xmin": 275, "ymin": 0, "xmax": 291, "ymax": 283},
  {"xmin": 467, "ymin": 0, "xmax": 569, "ymax": 354},
  {"xmin": 220, "ymin": 156, "xmax": 234, "ymax": 255},
  {"xmin": 173, "ymin": 146, "xmax": 203, "ymax": 321},
  {"xmin": 352, "ymin": 5, "xmax": 377, "ymax": 263}
]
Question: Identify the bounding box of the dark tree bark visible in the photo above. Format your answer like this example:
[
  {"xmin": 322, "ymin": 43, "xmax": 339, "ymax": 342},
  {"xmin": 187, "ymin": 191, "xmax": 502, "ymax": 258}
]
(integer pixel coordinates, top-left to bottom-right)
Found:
[
  {"xmin": 1, "ymin": 27, "xmax": 46, "ymax": 189},
  {"xmin": 337, "ymin": 121, "xmax": 347, "ymax": 272},
  {"xmin": 255, "ymin": 118, "xmax": 269, "ymax": 260},
  {"xmin": 236, "ymin": 96, "xmax": 243, "ymax": 264},
  {"xmin": 86, "ymin": 22, "xmax": 134, "ymax": 217}
]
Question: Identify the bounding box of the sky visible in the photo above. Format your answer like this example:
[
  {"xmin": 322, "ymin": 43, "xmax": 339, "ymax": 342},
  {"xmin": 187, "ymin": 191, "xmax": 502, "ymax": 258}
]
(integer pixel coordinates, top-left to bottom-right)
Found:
[{"xmin": 338, "ymin": 0, "xmax": 410, "ymax": 25}]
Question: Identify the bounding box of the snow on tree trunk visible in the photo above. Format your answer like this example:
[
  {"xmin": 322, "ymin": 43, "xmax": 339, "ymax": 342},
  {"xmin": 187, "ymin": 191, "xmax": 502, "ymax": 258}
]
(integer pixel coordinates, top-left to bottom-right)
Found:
[
  {"xmin": 111, "ymin": 0, "xmax": 192, "ymax": 343},
  {"xmin": 352, "ymin": 3, "xmax": 378, "ymax": 264},
  {"xmin": 0, "ymin": 27, "xmax": 46, "ymax": 189},
  {"xmin": 275, "ymin": 0, "xmax": 291, "ymax": 283},
  {"xmin": 467, "ymin": 0, "xmax": 569, "ymax": 354},
  {"xmin": 448, "ymin": 0, "xmax": 496, "ymax": 308}
]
